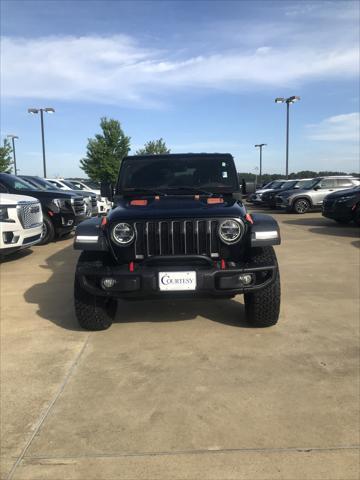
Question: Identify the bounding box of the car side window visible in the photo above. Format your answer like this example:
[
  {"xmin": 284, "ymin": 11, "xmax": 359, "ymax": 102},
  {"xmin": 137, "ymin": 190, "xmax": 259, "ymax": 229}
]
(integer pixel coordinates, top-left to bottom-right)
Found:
[
  {"xmin": 0, "ymin": 182, "xmax": 7, "ymax": 193},
  {"xmin": 319, "ymin": 179, "xmax": 336, "ymax": 189},
  {"xmin": 336, "ymin": 179, "xmax": 354, "ymax": 188}
]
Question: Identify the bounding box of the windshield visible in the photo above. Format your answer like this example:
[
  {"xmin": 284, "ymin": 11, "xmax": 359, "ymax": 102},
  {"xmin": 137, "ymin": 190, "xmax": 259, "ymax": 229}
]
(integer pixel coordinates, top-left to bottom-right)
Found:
[
  {"xmin": 0, "ymin": 174, "xmax": 37, "ymax": 191},
  {"xmin": 60, "ymin": 180, "xmax": 77, "ymax": 189},
  {"xmin": 119, "ymin": 156, "xmax": 238, "ymax": 193},
  {"xmin": 23, "ymin": 176, "xmax": 60, "ymax": 191},
  {"xmin": 281, "ymin": 181, "xmax": 297, "ymax": 190},
  {"xmin": 293, "ymin": 179, "xmax": 314, "ymax": 189},
  {"xmin": 270, "ymin": 181, "xmax": 285, "ymax": 189},
  {"xmin": 83, "ymin": 180, "xmax": 100, "ymax": 190},
  {"xmin": 66, "ymin": 181, "xmax": 86, "ymax": 190},
  {"xmin": 300, "ymin": 179, "xmax": 320, "ymax": 190}
]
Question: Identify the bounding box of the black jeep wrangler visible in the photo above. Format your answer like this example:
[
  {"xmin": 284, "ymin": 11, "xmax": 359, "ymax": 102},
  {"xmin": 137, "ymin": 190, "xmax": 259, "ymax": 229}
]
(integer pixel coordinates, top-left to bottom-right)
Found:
[{"xmin": 73, "ymin": 153, "xmax": 281, "ymax": 330}]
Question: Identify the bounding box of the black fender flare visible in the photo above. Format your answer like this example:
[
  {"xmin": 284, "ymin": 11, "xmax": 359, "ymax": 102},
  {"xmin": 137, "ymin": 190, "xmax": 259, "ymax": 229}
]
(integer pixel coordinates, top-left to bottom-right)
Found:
[
  {"xmin": 74, "ymin": 217, "xmax": 109, "ymax": 251},
  {"xmin": 249, "ymin": 213, "xmax": 281, "ymax": 247}
]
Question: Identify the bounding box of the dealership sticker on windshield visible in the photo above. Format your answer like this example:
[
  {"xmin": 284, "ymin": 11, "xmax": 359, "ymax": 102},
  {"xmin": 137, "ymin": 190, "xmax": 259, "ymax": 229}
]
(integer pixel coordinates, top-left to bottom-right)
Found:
[{"xmin": 158, "ymin": 271, "xmax": 197, "ymax": 291}]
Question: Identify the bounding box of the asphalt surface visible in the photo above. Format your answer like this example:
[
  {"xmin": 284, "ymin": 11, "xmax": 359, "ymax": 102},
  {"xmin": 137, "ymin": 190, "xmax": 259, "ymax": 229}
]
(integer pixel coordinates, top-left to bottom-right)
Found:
[{"xmin": 1, "ymin": 209, "xmax": 359, "ymax": 480}]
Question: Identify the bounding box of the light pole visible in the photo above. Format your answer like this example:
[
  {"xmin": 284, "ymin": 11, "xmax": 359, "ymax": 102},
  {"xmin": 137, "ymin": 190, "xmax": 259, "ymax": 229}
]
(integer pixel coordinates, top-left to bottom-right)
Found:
[
  {"xmin": 254, "ymin": 143, "xmax": 266, "ymax": 186},
  {"xmin": 254, "ymin": 166, "xmax": 259, "ymax": 189},
  {"xmin": 275, "ymin": 96, "xmax": 300, "ymax": 178},
  {"xmin": 28, "ymin": 107, "xmax": 55, "ymax": 177},
  {"xmin": 6, "ymin": 134, "xmax": 19, "ymax": 175}
]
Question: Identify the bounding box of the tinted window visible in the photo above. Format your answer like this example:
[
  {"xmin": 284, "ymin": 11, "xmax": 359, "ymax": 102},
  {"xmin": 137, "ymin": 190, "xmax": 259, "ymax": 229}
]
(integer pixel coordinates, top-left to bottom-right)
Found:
[
  {"xmin": 281, "ymin": 181, "xmax": 297, "ymax": 190},
  {"xmin": 21, "ymin": 176, "xmax": 58, "ymax": 191},
  {"xmin": 0, "ymin": 174, "xmax": 36, "ymax": 191},
  {"xmin": 336, "ymin": 179, "xmax": 355, "ymax": 187},
  {"xmin": 119, "ymin": 156, "xmax": 238, "ymax": 193}
]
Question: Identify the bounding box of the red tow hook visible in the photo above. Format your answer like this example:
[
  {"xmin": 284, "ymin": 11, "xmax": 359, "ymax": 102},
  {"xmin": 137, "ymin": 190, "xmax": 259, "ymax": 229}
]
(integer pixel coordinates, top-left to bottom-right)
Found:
[
  {"xmin": 245, "ymin": 213, "xmax": 254, "ymax": 224},
  {"xmin": 221, "ymin": 259, "xmax": 226, "ymax": 270},
  {"xmin": 129, "ymin": 261, "xmax": 135, "ymax": 272}
]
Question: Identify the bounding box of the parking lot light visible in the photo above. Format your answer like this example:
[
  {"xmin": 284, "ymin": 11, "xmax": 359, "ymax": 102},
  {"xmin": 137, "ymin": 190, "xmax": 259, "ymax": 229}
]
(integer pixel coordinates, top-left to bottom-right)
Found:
[
  {"xmin": 27, "ymin": 107, "xmax": 56, "ymax": 177},
  {"xmin": 275, "ymin": 96, "xmax": 301, "ymax": 178}
]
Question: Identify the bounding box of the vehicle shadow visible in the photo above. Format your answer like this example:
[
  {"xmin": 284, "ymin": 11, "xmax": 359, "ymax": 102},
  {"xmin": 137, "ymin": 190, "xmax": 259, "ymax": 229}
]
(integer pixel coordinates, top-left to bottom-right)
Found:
[
  {"xmin": 0, "ymin": 248, "xmax": 34, "ymax": 264},
  {"xmin": 283, "ymin": 217, "xmax": 360, "ymax": 239},
  {"xmin": 24, "ymin": 244, "xmax": 250, "ymax": 331}
]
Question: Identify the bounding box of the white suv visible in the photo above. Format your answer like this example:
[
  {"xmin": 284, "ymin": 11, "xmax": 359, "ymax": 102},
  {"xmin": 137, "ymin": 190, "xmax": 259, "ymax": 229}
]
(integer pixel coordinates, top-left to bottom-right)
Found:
[
  {"xmin": 0, "ymin": 193, "xmax": 43, "ymax": 255},
  {"xmin": 65, "ymin": 179, "xmax": 112, "ymax": 214}
]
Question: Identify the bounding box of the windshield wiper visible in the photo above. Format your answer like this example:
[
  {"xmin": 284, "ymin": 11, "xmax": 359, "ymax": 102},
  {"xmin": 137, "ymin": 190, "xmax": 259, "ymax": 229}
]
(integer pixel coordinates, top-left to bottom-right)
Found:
[{"xmin": 162, "ymin": 186, "xmax": 214, "ymax": 196}]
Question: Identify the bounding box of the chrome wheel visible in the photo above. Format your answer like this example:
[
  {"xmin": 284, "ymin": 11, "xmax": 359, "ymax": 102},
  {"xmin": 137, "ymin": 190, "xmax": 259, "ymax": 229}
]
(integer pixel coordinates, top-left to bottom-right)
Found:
[{"xmin": 294, "ymin": 199, "xmax": 310, "ymax": 214}]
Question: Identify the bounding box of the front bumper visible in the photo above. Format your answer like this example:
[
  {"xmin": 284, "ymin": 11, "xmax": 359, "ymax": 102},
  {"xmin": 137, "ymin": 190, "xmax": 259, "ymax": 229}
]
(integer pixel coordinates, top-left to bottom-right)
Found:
[
  {"xmin": 76, "ymin": 256, "xmax": 278, "ymax": 298},
  {"xmin": 275, "ymin": 196, "xmax": 291, "ymax": 209},
  {"xmin": 0, "ymin": 223, "xmax": 42, "ymax": 253},
  {"xmin": 322, "ymin": 203, "xmax": 354, "ymax": 221}
]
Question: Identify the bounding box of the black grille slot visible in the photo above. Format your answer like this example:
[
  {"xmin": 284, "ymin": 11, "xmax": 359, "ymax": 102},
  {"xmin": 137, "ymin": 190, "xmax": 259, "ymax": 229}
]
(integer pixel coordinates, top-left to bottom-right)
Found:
[
  {"xmin": 134, "ymin": 219, "xmax": 220, "ymax": 258},
  {"xmin": 73, "ymin": 197, "xmax": 85, "ymax": 215}
]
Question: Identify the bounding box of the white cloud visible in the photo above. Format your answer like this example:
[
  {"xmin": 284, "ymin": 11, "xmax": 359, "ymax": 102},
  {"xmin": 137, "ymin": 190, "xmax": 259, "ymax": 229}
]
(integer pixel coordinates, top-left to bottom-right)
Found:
[
  {"xmin": 0, "ymin": 29, "xmax": 358, "ymax": 106},
  {"xmin": 307, "ymin": 113, "xmax": 360, "ymax": 141}
]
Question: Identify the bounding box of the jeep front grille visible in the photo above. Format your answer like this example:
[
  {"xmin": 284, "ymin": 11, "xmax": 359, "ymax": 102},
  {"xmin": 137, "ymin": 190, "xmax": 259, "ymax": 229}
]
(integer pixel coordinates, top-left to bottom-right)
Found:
[
  {"xmin": 17, "ymin": 201, "xmax": 42, "ymax": 229},
  {"xmin": 134, "ymin": 220, "xmax": 220, "ymax": 258}
]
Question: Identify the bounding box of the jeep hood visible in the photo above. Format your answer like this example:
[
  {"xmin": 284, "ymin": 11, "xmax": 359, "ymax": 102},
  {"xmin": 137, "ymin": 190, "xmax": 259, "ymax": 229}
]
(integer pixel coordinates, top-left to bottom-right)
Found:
[{"xmin": 108, "ymin": 197, "xmax": 245, "ymax": 221}]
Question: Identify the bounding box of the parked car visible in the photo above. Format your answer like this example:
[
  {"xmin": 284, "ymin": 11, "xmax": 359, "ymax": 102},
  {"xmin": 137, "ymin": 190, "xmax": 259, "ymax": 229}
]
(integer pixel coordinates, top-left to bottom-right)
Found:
[
  {"xmin": 46, "ymin": 178, "xmax": 98, "ymax": 217},
  {"xmin": 0, "ymin": 173, "xmax": 86, "ymax": 244},
  {"xmin": 65, "ymin": 179, "xmax": 112, "ymax": 214},
  {"xmin": 322, "ymin": 186, "xmax": 360, "ymax": 225},
  {"xmin": 248, "ymin": 180, "xmax": 287, "ymax": 204},
  {"xmin": 73, "ymin": 153, "xmax": 281, "ymax": 331},
  {"xmin": 261, "ymin": 179, "xmax": 313, "ymax": 208},
  {"xmin": 275, "ymin": 176, "xmax": 360, "ymax": 214},
  {"xmin": 0, "ymin": 193, "xmax": 43, "ymax": 255}
]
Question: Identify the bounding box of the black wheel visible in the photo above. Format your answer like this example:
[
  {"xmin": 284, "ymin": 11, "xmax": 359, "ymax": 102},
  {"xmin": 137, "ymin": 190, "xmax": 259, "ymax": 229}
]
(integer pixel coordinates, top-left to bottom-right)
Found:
[
  {"xmin": 38, "ymin": 214, "xmax": 55, "ymax": 245},
  {"xmin": 244, "ymin": 246, "xmax": 280, "ymax": 328},
  {"xmin": 74, "ymin": 277, "xmax": 117, "ymax": 330},
  {"xmin": 293, "ymin": 198, "xmax": 310, "ymax": 214}
]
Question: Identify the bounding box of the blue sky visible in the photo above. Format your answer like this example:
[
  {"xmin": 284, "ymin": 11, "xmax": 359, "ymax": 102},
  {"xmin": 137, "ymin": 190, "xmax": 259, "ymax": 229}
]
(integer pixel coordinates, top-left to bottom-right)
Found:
[{"xmin": 1, "ymin": 0, "xmax": 359, "ymax": 177}]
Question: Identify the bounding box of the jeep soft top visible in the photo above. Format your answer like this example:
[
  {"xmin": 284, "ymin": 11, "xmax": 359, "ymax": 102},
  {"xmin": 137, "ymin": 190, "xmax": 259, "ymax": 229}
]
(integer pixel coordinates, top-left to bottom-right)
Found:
[{"xmin": 73, "ymin": 153, "xmax": 281, "ymax": 330}]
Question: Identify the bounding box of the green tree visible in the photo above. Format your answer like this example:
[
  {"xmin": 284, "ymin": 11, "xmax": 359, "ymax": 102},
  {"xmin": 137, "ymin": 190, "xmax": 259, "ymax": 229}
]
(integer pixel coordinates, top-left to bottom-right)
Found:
[
  {"xmin": 80, "ymin": 117, "xmax": 131, "ymax": 183},
  {"xmin": 136, "ymin": 138, "xmax": 170, "ymax": 155},
  {"xmin": 0, "ymin": 139, "xmax": 13, "ymax": 173}
]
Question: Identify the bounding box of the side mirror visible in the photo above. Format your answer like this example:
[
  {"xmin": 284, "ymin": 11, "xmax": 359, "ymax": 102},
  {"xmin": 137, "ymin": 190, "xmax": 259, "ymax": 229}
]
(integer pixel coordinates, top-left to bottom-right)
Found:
[
  {"xmin": 100, "ymin": 181, "xmax": 114, "ymax": 200},
  {"xmin": 314, "ymin": 185, "xmax": 321, "ymax": 191}
]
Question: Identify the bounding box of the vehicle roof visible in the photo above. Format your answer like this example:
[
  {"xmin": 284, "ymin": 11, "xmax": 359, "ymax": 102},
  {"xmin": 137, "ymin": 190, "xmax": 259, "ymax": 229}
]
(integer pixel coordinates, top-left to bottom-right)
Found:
[{"xmin": 122, "ymin": 153, "xmax": 234, "ymax": 161}]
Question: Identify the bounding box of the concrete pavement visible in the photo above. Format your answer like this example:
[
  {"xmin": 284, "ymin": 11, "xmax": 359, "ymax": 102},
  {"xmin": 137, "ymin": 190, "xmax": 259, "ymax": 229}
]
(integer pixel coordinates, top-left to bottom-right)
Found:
[{"xmin": 1, "ymin": 210, "xmax": 359, "ymax": 479}]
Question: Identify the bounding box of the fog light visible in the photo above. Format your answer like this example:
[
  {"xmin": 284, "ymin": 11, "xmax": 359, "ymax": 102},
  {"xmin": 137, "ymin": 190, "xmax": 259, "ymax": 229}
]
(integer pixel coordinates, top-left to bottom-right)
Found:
[
  {"xmin": 239, "ymin": 274, "xmax": 253, "ymax": 285},
  {"xmin": 101, "ymin": 277, "xmax": 116, "ymax": 289}
]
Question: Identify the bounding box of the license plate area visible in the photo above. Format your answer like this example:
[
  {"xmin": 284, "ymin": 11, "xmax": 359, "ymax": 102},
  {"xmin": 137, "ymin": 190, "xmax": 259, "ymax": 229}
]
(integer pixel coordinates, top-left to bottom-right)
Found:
[{"xmin": 158, "ymin": 271, "xmax": 197, "ymax": 291}]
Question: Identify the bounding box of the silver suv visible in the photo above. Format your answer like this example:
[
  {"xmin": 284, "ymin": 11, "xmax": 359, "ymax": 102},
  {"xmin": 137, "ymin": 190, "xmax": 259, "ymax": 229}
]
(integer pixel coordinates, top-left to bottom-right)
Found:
[{"xmin": 276, "ymin": 176, "xmax": 360, "ymax": 214}]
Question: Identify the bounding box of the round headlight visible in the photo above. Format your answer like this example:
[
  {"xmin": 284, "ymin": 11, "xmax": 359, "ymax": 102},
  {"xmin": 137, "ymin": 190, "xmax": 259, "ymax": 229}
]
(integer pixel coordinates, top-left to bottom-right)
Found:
[
  {"xmin": 218, "ymin": 219, "xmax": 244, "ymax": 244},
  {"xmin": 111, "ymin": 222, "xmax": 135, "ymax": 246}
]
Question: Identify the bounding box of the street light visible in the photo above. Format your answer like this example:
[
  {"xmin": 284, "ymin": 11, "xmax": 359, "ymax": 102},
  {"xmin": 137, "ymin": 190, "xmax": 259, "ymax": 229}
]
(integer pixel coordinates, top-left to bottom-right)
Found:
[
  {"xmin": 254, "ymin": 143, "xmax": 267, "ymax": 186},
  {"xmin": 28, "ymin": 107, "xmax": 55, "ymax": 177},
  {"xmin": 6, "ymin": 134, "xmax": 19, "ymax": 175},
  {"xmin": 275, "ymin": 96, "xmax": 300, "ymax": 178}
]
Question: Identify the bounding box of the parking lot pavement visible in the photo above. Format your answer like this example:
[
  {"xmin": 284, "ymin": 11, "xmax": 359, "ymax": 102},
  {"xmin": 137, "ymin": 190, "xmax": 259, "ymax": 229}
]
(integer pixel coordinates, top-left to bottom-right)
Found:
[{"xmin": 1, "ymin": 211, "xmax": 359, "ymax": 480}]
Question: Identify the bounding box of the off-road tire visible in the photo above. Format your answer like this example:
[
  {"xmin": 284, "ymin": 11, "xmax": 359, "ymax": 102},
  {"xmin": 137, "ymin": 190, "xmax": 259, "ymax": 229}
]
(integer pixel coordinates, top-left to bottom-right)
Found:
[
  {"xmin": 293, "ymin": 198, "xmax": 311, "ymax": 214},
  {"xmin": 74, "ymin": 252, "xmax": 117, "ymax": 330},
  {"xmin": 244, "ymin": 246, "xmax": 280, "ymax": 327},
  {"xmin": 38, "ymin": 213, "xmax": 55, "ymax": 245}
]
